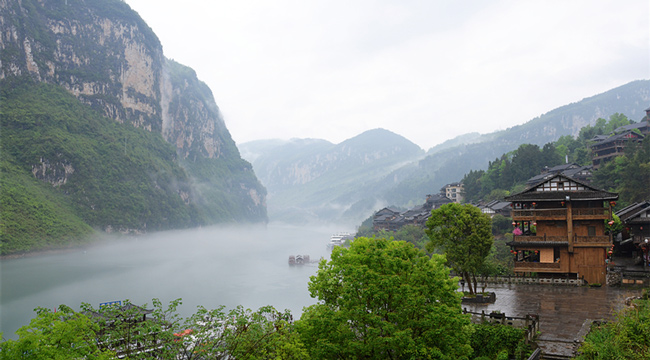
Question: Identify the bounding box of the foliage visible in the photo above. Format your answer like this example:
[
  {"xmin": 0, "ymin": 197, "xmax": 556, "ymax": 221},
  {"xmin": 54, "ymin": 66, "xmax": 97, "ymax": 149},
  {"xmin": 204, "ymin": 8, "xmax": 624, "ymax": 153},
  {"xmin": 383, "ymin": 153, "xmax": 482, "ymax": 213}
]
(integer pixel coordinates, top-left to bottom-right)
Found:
[
  {"xmin": 470, "ymin": 323, "xmax": 530, "ymax": 360},
  {"xmin": 1, "ymin": 299, "xmax": 305, "ymax": 360},
  {"xmin": 0, "ymin": 305, "xmax": 115, "ymax": 359},
  {"xmin": 460, "ymin": 113, "xmax": 639, "ymax": 205},
  {"xmin": 0, "ymin": 156, "xmax": 94, "ymax": 254},
  {"xmin": 0, "ymin": 77, "xmax": 266, "ymax": 254},
  {"xmin": 575, "ymin": 297, "xmax": 650, "ymax": 359},
  {"xmin": 604, "ymin": 214, "xmax": 624, "ymax": 237},
  {"xmin": 461, "ymin": 143, "xmax": 562, "ymax": 203},
  {"xmin": 491, "ymin": 215, "xmax": 513, "ymax": 237},
  {"xmin": 426, "ymin": 203, "xmax": 494, "ymax": 294},
  {"xmin": 592, "ymin": 137, "xmax": 650, "ymax": 207},
  {"xmin": 297, "ymin": 237, "xmax": 473, "ymax": 359}
]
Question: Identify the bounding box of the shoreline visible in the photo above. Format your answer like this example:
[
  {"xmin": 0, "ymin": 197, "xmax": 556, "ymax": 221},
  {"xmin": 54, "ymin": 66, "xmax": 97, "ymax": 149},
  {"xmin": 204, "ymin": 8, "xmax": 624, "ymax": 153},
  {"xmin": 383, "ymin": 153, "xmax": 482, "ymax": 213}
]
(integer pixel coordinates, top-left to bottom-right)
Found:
[{"xmin": 0, "ymin": 246, "xmax": 89, "ymax": 260}]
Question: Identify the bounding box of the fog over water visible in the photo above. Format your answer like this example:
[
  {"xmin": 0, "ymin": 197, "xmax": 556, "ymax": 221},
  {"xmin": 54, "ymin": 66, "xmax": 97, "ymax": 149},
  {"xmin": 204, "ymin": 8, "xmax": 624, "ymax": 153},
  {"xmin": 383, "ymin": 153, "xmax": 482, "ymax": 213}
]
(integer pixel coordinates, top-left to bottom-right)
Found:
[{"xmin": 1, "ymin": 223, "xmax": 344, "ymax": 339}]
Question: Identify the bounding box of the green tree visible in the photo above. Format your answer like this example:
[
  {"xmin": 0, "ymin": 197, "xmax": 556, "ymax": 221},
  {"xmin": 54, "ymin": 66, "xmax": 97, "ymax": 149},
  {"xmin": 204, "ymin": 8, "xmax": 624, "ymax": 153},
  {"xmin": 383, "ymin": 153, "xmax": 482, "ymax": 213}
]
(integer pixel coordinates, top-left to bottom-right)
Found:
[
  {"xmin": 297, "ymin": 237, "xmax": 473, "ymax": 360},
  {"xmin": 0, "ymin": 305, "xmax": 115, "ymax": 359},
  {"xmin": 426, "ymin": 203, "xmax": 494, "ymax": 295},
  {"xmin": 80, "ymin": 299, "xmax": 305, "ymax": 360},
  {"xmin": 575, "ymin": 295, "xmax": 650, "ymax": 359},
  {"xmin": 393, "ymin": 224, "xmax": 429, "ymax": 250}
]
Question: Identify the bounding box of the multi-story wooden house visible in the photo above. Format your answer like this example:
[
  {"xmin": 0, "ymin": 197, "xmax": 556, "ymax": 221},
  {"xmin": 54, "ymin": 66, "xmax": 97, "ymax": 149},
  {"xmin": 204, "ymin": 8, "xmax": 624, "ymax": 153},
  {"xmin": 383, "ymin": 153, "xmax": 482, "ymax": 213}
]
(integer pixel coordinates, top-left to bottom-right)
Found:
[
  {"xmin": 591, "ymin": 130, "xmax": 645, "ymax": 170},
  {"xmin": 505, "ymin": 175, "xmax": 618, "ymax": 284}
]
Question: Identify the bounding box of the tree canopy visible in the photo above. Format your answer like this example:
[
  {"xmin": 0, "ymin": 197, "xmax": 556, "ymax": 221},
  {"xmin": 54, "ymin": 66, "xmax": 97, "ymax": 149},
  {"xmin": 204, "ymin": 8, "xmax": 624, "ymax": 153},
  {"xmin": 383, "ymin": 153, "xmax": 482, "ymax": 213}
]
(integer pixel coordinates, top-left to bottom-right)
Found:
[
  {"xmin": 426, "ymin": 203, "xmax": 494, "ymax": 295},
  {"xmin": 575, "ymin": 293, "xmax": 650, "ymax": 359},
  {"xmin": 297, "ymin": 237, "xmax": 473, "ymax": 359}
]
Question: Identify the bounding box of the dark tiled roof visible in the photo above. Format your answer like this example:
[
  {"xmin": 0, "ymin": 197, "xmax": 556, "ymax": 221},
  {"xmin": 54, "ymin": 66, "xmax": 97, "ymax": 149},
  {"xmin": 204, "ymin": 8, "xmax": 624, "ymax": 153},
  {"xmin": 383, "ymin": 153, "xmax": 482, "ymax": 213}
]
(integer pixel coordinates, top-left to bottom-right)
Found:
[
  {"xmin": 613, "ymin": 121, "xmax": 650, "ymax": 133},
  {"xmin": 507, "ymin": 174, "xmax": 617, "ymax": 202},
  {"xmin": 591, "ymin": 130, "xmax": 644, "ymax": 147},
  {"xmin": 615, "ymin": 201, "xmax": 650, "ymax": 220}
]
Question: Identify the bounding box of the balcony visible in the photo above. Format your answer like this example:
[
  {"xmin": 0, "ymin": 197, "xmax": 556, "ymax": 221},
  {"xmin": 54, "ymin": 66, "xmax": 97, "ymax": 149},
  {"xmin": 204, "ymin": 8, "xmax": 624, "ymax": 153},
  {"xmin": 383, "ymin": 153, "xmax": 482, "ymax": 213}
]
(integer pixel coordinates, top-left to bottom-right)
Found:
[
  {"xmin": 512, "ymin": 209, "xmax": 566, "ymax": 221},
  {"xmin": 574, "ymin": 235, "xmax": 611, "ymax": 246},
  {"xmin": 513, "ymin": 235, "xmax": 568, "ymax": 246},
  {"xmin": 572, "ymin": 208, "xmax": 609, "ymax": 220},
  {"xmin": 514, "ymin": 262, "xmax": 561, "ymax": 271},
  {"xmin": 512, "ymin": 208, "xmax": 609, "ymax": 221}
]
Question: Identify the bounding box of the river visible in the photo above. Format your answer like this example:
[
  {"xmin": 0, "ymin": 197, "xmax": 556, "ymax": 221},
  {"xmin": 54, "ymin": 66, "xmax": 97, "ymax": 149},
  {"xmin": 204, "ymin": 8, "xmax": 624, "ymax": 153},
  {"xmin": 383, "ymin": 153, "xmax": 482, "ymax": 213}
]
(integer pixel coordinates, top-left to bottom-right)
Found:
[{"xmin": 1, "ymin": 223, "xmax": 344, "ymax": 339}]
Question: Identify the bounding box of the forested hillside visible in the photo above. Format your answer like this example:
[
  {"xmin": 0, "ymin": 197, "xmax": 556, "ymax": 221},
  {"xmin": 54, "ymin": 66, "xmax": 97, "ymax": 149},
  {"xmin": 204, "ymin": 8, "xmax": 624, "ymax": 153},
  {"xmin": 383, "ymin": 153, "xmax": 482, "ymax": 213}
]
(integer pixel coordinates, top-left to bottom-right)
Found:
[
  {"xmin": 240, "ymin": 129, "xmax": 424, "ymax": 225},
  {"xmin": 0, "ymin": 0, "xmax": 267, "ymax": 255},
  {"xmin": 461, "ymin": 113, "xmax": 650, "ymax": 207},
  {"xmin": 380, "ymin": 80, "xmax": 649, "ymax": 208}
]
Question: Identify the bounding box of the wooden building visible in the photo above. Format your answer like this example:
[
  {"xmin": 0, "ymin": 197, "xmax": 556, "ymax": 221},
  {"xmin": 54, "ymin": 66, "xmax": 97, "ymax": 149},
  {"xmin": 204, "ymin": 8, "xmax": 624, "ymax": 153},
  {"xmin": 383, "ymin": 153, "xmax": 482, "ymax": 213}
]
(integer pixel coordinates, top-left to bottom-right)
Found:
[
  {"xmin": 505, "ymin": 175, "xmax": 618, "ymax": 285},
  {"xmin": 615, "ymin": 201, "xmax": 650, "ymax": 267},
  {"xmin": 591, "ymin": 129, "xmax": 645, "ymax": 170}
]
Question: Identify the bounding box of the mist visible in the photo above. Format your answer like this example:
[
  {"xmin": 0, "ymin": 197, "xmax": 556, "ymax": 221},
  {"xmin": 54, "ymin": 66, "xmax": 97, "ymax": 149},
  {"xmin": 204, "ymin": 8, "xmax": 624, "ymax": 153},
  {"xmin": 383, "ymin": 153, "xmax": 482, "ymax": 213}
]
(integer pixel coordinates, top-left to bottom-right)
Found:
[{"xmin": 0, "ymin": 223, "xmax": 348, "ymax": 339}]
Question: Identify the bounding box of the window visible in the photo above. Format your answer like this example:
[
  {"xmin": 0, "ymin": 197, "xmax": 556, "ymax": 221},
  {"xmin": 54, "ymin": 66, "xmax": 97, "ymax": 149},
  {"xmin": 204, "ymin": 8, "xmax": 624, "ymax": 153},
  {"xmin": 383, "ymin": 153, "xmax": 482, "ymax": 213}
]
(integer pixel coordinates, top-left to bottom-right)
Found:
[{"xmin": 588, "ymin": 226, "xmax": 596, "ymax": 236}]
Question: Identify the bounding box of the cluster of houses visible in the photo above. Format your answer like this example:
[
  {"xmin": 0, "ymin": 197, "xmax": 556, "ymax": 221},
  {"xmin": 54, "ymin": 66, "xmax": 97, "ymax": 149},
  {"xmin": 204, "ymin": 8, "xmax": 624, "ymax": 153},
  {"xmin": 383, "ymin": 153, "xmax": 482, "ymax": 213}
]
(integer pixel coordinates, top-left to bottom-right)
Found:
[
  {"xmin": 372, "ymin": 184, "xmax": 462, "ymax": 232},
  {"xmin": 371, "ymin": 108, "xmax": 650, "ymax": 285}
]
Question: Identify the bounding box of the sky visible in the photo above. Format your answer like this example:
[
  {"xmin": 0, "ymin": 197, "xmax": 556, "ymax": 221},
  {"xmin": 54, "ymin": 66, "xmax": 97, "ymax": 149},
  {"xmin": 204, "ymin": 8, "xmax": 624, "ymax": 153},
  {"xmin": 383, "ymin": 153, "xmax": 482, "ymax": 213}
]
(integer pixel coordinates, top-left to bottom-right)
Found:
[{"xmin": 124, "ymin": 0, "xmax": 649, "ymax": 150}]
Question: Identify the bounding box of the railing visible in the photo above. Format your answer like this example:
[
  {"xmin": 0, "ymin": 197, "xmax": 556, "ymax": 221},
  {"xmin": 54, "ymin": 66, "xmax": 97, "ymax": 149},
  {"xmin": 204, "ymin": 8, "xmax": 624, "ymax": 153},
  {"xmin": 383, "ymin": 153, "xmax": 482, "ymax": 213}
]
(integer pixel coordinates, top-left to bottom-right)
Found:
[
  {"xmin": 575, "ymin": 235, "xmax": 610, "ymax": 244},
  {"xmin": 512, "ymin": 209, "xmax": 566, "ymax": 219},
  {"xmin": 462, "ymin": 309, "xmax": 539, "ymax": 343},
  {"xmin": 513, "ymin": 235, "xmax": 546, "ymax": 242},
  {"xmin": 513, "ymin": 235, "xmax": 568, "ymax": 243},
  {"xmin": 513, "ymin": 208, "xmax": 609, "ymax": 218},
  {"xmin": 514, "ymin": 262, "xmax": 561, "ymax": 270},
  {"xmin": 572, "ymin": 208, "xmax": 609, "ymax": 219}
]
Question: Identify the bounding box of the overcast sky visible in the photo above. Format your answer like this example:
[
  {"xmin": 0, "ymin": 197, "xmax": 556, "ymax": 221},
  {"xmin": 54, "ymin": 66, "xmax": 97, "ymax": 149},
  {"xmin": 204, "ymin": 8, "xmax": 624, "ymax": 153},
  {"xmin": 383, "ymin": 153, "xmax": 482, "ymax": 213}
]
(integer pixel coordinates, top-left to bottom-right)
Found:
[{"xmin": 125, "ymin": 0, "xmax": 648, "ymax": 150}]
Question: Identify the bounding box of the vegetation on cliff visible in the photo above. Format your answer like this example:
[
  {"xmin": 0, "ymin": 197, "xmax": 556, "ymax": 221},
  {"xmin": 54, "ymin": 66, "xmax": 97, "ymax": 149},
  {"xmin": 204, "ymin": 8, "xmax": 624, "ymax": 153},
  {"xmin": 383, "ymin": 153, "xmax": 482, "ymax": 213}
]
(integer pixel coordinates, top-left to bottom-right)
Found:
[
  {"xmin": 0, "ymin": 78, "xmax": 265, "ymax": 255},
  {"xmin": 461, "ymin": 113, "xmax": 650, "ymax": 207}
]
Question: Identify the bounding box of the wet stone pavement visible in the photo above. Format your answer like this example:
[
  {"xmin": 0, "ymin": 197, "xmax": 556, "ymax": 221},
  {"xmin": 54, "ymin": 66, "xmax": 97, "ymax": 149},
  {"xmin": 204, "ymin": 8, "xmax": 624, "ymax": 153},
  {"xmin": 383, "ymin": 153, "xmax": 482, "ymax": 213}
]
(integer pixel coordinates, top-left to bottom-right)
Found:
[{"xmin": 461, "ymin": 283, "xmax": 645, "ymax": 357}]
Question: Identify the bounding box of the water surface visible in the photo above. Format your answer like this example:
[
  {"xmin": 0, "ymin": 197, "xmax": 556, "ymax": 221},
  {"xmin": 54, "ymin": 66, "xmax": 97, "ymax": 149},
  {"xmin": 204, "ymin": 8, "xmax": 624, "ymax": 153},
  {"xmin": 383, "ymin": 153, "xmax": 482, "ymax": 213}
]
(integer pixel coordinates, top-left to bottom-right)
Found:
[{"xmin": 1, "ymin": 223, "xmax": 341, "ymax": 339}]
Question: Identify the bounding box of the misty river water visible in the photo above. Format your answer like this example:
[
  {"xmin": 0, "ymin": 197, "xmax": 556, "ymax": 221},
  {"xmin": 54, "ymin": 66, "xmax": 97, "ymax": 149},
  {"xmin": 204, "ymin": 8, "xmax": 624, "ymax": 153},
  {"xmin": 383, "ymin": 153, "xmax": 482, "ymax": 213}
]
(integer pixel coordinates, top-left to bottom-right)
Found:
[{"xmin": 0, "ymin": 223, "xmax": 345, "ymax": 339}]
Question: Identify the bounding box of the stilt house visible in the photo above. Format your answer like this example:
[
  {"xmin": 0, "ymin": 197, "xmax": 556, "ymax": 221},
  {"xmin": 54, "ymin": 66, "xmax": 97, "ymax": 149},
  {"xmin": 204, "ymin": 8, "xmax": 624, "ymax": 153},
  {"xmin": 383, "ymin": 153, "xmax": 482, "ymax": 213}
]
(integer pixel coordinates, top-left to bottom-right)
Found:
[{"xmin": 505, "ymin": 175, "xmax": 618, "ymax": 284}]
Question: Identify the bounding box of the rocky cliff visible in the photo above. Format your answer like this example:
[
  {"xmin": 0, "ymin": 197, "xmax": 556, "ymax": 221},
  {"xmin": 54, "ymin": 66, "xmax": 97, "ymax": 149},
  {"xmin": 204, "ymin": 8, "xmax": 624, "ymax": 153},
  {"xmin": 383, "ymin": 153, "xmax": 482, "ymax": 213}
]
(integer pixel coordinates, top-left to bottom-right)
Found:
[{"xmin": 0, "ymin": 0, "xmax": 266, "ymax": 249}]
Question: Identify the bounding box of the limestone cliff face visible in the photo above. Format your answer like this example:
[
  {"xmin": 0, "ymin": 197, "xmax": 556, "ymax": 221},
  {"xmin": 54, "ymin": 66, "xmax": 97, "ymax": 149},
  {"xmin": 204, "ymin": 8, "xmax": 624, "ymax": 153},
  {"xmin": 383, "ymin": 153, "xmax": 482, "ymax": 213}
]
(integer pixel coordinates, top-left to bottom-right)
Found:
[{"xmin": 0, "ymin": 0, "xmax": 267, "ymax": 223}]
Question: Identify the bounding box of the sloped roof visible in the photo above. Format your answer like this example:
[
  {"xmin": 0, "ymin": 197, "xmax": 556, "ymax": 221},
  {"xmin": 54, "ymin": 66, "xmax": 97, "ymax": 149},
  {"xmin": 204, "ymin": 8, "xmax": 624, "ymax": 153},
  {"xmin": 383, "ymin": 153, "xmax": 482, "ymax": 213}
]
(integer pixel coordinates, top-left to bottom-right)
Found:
[
  {"xmin": 616, "ymin": 201, "xmax": 650, "ymax": 223},
  {"xmin": 592, "ymin": 130, "xmax": 644, "ymax": 147},
  {"xmin": 526, "ymin": 164, "xmax": 592, "ymax": 186},
  {"xmin": 506, "ymin": 174, "xmax": 617, "ymax": 202},
  {"xmin": 613, "ymin": 120, "xmax": 650, "ymax": 133}
]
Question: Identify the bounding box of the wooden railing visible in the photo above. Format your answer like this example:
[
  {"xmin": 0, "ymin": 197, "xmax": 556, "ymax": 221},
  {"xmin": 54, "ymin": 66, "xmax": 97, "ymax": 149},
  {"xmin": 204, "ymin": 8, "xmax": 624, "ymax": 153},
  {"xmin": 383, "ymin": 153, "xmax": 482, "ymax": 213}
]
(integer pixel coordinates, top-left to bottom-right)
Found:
[
  {"xmin": 514, "ymin": 262, "xmax": 561, "ymax": 270},
  {"xmin": 512, "ymin": 208, "xmax": 609, "ymax": 220},
  {"xmin": 513, "ymin": 235, "xmax": 568, "ymax": 243},
  {"xmin": 572, "ymin": 208, "xmax": 609, "ymax": 219},
  {"xmin": 575, "ymin": 235, "xmax": 610, "ymax": 244},
  {"xmin": 512, "ymin": 209, "xmax": 566, "ymax": 219}
]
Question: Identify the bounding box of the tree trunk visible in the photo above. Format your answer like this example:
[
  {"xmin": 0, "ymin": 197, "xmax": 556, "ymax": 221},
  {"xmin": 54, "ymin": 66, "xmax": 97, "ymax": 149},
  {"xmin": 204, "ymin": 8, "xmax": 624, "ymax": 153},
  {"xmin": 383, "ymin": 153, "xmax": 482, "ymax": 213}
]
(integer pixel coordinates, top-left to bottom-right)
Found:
[
  {"xmin": 464, "ymin": 272, "xmax": 474, "ymax": 295},
  {"xmin": 472, "ymin": 273, "xmax": 478, "ymax": 294}
]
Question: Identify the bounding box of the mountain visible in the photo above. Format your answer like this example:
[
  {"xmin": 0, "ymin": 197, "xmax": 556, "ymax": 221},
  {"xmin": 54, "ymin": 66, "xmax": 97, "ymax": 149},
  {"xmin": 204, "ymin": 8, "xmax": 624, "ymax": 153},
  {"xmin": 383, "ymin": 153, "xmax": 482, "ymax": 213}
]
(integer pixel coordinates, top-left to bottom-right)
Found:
[
  {"xmin": 244, "ymin": 80, "xmax": 649, "ymax": 225},
  {"xmin": 0, "ymin": 0, "xmax": 266, "ymax": 255},
  {"xmin": 386, "ymin": 80, "xmax": 650, "ymax": 206},
  {"xmin": 240, "ymin": 128, "xmax": 424, "ymax": 225}
]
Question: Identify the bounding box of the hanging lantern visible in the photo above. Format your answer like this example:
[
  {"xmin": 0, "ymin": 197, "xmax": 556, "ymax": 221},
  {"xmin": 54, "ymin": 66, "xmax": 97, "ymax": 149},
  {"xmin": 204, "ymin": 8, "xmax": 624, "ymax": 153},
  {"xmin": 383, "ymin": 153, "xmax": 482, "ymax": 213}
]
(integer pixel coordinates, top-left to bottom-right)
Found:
[
  {"xmin": 610, "ymin": 201, "xmax": 617, "ymax": 206},
  {"xmin": 608, "ymin": 250, "xmax": 613, "ymax": 255},
  {"xmin": 561, "ymin": 201, "xmax": 565, "ymax": 206},
  {"xmin": 512, "ymin": 221, "xmax": 516, "ymax": 226},
  {"xmin": 608, "ymin": 221, "xmax": 614, "ymax": 226},
  {"xmin": 532, "ymin": 222, "xmax": 537, "ymax": 226},
  {"xmin": 535, "ymin": 250, "xmax": 539, "ymax": 254},
  {"xmin": 532, "ymin": 202, "xmax": 537, "ymax": 207}
]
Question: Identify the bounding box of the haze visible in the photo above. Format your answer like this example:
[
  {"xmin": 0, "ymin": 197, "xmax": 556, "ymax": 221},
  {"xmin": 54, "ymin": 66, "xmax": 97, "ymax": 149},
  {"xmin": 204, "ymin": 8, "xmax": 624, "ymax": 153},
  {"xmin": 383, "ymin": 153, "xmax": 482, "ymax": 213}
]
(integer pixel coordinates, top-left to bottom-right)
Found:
[
  {"xmin": 125, "ymin": 0, "xmax": 649, "ymax": 149},
  {"xmin": 0, "ymin": 224, "xmax": 345, "ymax": 339}
]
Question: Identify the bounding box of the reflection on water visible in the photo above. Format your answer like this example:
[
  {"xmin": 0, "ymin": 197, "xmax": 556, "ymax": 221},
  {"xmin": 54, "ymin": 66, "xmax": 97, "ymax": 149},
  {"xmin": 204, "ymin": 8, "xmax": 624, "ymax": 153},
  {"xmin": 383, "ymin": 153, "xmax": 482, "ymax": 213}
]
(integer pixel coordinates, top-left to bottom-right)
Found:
[{"xmin": 1, "ymin": 223, "xmax": 342, "ymax": 339}]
